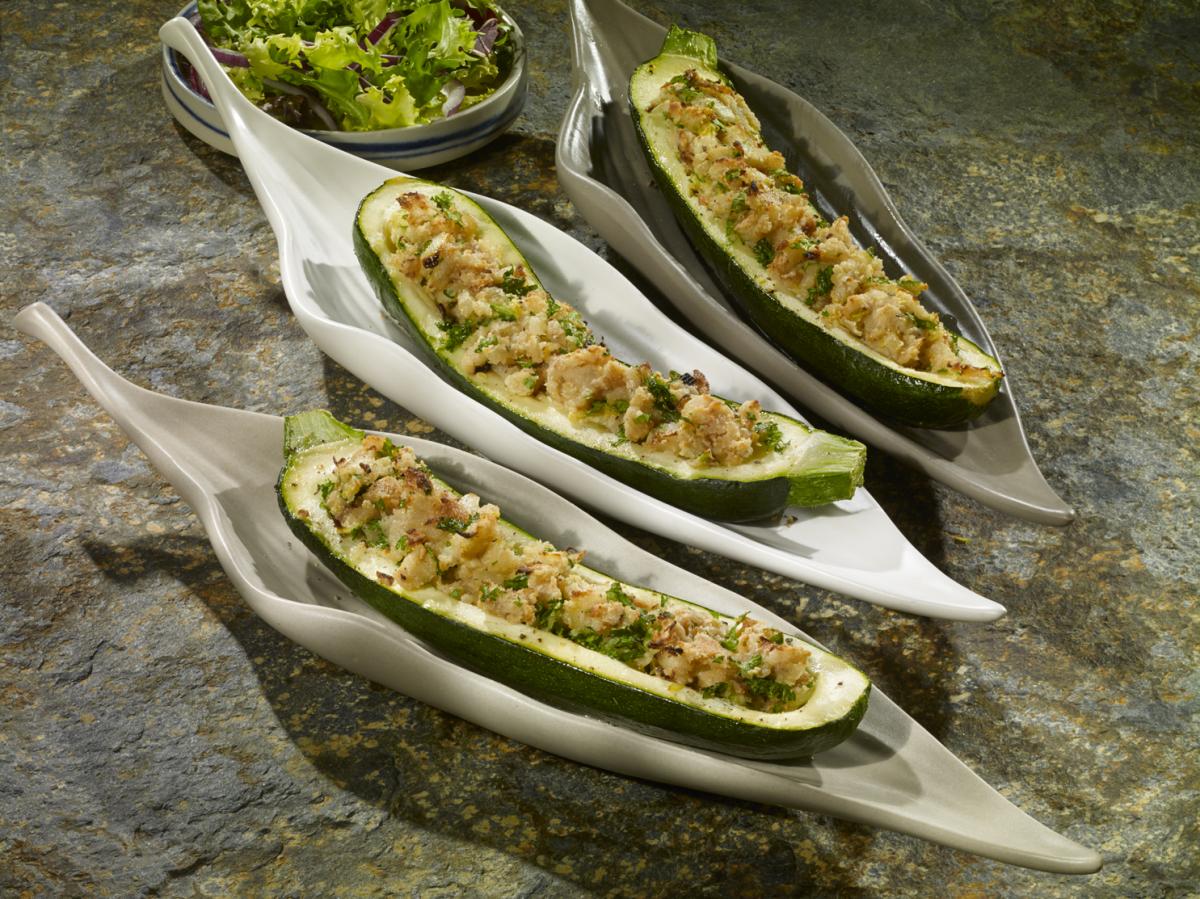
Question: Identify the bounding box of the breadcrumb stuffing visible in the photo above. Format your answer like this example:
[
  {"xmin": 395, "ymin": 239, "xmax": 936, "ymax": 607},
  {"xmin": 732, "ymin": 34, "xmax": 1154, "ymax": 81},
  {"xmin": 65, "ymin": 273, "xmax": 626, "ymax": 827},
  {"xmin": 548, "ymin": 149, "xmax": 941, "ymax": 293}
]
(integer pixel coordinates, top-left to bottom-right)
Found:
[
  {"xmin": 648, "ymin": 69, "xmax": 1001, "ymax": 386},
  {"xmin": 378, "ymin": 189, "xmax": 785, "ymax": 467},
  {"xmin": 313, "ymin": 434, "xmax": 815, "ymax": 712}
]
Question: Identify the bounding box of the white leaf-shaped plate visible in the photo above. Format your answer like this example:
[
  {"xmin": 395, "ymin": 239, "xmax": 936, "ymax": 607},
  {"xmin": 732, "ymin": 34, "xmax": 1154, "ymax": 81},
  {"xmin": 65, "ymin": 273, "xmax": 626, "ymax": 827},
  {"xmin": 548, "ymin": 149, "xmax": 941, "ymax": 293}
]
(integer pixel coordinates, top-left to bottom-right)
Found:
[
  {"xmin": 12, "ymin": 302, "xmax": 1099, "ymax": 873},
  {"xmin": 556, "ymin": 0, "xmax": 1073, "ymax": 526},
  {"xmin": 157, "ymin": 16, "xmax": 1002, "ymax": 622}
]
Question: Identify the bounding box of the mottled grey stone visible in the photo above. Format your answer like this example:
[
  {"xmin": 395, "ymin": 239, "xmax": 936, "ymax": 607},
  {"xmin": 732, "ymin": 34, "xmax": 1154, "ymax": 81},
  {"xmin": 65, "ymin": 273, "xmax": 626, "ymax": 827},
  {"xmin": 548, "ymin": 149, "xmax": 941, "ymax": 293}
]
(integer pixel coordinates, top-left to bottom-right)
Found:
[{"xmin": 1, "ymin": 0, "xmax": 1197, "ymax": 896}]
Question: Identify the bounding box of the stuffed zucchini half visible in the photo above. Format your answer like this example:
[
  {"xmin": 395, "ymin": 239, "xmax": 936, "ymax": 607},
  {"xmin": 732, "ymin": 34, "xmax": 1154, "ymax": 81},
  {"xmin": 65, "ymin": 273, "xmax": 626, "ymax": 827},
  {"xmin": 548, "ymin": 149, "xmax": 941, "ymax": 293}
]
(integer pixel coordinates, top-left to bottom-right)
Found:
[
  {"xmin": 353, "ymin": 176, "xmax": 865, "ymax": 523},
  {"xmin": 277, "ymin": 410, "xmax": 870, "ymax": 759},
  {"xmin": 630, "ymin": 27, "xmax": 1004, "ymax": 429}
]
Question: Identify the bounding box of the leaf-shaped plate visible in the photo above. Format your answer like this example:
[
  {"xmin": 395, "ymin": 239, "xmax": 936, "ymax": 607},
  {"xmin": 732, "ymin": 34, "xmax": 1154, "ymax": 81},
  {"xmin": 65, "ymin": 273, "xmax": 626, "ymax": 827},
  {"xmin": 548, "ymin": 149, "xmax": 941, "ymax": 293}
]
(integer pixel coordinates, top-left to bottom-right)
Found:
[
  {"xmin": 12, "ymin": 302, "xmax": 1100, "ymax": 873},
  {"xmin": 156, "ymin": 16, "xmax": 1002, "ymax": 621},
  {"xmin": 556, "ymin": 0, "xmax": 1073, "ymax": 526}
]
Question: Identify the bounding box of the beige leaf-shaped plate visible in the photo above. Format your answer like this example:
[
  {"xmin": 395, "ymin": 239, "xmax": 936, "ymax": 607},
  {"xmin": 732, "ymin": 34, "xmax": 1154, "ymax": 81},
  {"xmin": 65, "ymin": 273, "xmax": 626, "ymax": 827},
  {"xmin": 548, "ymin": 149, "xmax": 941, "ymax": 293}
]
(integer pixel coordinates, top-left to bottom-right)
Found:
[{"xmin": 13, "ymin": 302, "xmax": 1099, "ymax": 873}]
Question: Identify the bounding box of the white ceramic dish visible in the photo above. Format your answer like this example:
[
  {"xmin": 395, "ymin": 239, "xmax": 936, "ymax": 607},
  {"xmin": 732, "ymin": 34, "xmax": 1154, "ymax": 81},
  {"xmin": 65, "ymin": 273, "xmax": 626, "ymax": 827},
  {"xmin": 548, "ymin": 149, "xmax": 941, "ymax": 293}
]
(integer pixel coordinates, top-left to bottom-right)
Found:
[
  {"xmin": 160, "ymin": 2, "xmax": 528, "ymax": 169},
  {"xmin": 157, "ymin": 16, "xmax": 1002, "ymax": 622},
  {"xmin": 556, "ymin": 0, "xmax": 1073, "ymax": 525},
  {"xmin": 12, "ymin": 302, "xmax": 1100, "ymax": 874}
]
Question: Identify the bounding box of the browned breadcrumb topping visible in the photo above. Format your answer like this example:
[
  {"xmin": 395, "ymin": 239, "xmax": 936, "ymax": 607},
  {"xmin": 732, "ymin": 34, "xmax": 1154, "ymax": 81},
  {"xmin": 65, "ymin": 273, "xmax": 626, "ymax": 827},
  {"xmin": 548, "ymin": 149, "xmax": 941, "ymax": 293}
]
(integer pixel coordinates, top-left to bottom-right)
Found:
[
  {"xmin": 649, "ymin": 69, "xmax": 1001, "ymax": 384},
  {"xmin": 316, "ymin": 433, "xmax": 815, "ymax": 712},
  {"xmin": 379, "ymin": 189, "xmax": 786, "ymax": 467}
]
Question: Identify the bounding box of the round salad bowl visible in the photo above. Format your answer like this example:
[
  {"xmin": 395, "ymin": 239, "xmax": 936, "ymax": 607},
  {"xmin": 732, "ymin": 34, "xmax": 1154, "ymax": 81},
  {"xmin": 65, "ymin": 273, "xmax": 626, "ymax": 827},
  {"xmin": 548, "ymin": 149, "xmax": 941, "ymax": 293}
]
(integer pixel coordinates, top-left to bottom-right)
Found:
[{"xmin": 160, "ymin": 2, "xmax": 527, "ymax": 170}]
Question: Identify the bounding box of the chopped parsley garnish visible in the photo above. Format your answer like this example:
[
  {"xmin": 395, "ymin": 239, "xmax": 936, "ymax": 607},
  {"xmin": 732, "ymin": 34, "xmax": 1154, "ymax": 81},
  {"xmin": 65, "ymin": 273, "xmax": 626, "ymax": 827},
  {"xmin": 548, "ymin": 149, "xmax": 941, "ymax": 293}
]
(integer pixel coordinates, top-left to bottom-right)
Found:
[
  {"xmin": 721, "ymin": 612, "xmax": 748, "ymax": 652},
  {"xmin": 394, "ymin": 535, "xmax": 409, "ymax": 553},
  {"xmin": 612, "ymin": 425, "xmax": 628, "ymax": 447},
  {"xmin": 668, "ymin": 73, "xmax": 702, "ymax": 103},
  {"xmin": 904, "ymin": 311, "xmax": 938, "ymax": 331},
  {"xmin": 436, "ymin": 513, "xmax": 478, "ymax": 534},
  {"xmin": 545, "ymin": 295, "xmax": 560, "ymax": 318},
  {"xmin": 701, "ymin": 683, "xmax": 730, "ymax": 700},
  {"xmin": 560, "ymin": 317, "xmax": 594, "ymax": 348},
  {"xmin": 535, "ymin": 597, "xmax": 564, "ymax": 631},
  {"xmin": 475, "ymin": 334, "xmax": 498, "ymax": 351},
  {"xmin": 730, "ymin": 191, "xmax": 749, "ymax": 217},
  {"xmin": 438, "ymin": 318, "xmax": 479, "ymax": 351},
  {"xmin": 499, "ymin": 268, "xmax": 536, "ymax": 297},
  {"xmin": 805, "ymin": 265, "xmax": 834, "ymax": 307},
  {"xmin": 606, "ymin": 583, "xmax": 635, "ymax": 607},
  {"xmin": 644, "ymin": 374, "xmax": 680, "ymax": 421},
  {"xmin": 737, "ymin": 653, "xmax": 764, "ymax": 677},
  {"xmin": 317, "ymin": 480, "xmax": 336, "ymax": 500},
  {"xmin": 490, "ymin": 303, "xmax": 518, "ymax": 322},
  {"xmin": 754, "ymin": 420, "xmax": 789, "ymax": 453},
  {"xmin": 897, "ymin": 277, "xmax": 926, "ymax": 296},
  {"xmin": 753, "ymin": 238, "xmax": 776, "ymax": 267},
  {"xmin": 362, "ymin": 519, "xmax": 389, "ymax": 548},
  {"xmin": 432, "ymin": 191, "xmax": 461, "ymax": 224},
  {"xmin": 743, "ymin": 676, "xmax": 796, "ymax": 704},
  {"xmin": 773, "ymin": 170, "xmax": 805, "ymax": 195},
  {"xmin": 502, "ymin": 573, "xmax": 529, "ymax": 591},
  {"xmin": 572, "ymin": 614, "xmax": 653, "ymax": 664}
]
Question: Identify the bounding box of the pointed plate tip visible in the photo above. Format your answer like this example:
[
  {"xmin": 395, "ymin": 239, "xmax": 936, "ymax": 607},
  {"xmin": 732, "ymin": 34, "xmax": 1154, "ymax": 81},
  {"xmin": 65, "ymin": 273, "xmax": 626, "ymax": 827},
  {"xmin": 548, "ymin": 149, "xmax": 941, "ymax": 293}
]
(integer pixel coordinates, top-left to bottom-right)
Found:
[{"xmin": 19, "ymin": 303, "xmax": 1101, "ymax": 873}]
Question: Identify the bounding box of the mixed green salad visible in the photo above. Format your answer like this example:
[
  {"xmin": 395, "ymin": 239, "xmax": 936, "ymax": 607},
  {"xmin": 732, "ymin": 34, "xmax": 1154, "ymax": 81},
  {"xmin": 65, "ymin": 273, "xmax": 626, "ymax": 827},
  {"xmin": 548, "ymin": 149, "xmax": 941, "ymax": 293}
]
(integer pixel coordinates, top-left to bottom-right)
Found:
[{"xmin": 192, "ymin": 0, "xmax": 515, "ymax": 131}]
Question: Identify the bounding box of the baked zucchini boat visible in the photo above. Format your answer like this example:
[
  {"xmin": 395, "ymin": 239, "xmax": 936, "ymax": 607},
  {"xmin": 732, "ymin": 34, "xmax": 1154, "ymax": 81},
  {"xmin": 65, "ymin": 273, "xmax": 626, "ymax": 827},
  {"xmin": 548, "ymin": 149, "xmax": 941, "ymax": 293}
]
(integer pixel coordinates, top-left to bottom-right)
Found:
[
  {"xmin": 278, "ymin": 410, "xmax": 870, "ymax": 759},
  {"xmin": 353, "ymin": 176, "xmax": 865, "ymax": 522},
  {"xmin": 631, "ymin": 27, "xmax": 1004, "ymax": 428}
]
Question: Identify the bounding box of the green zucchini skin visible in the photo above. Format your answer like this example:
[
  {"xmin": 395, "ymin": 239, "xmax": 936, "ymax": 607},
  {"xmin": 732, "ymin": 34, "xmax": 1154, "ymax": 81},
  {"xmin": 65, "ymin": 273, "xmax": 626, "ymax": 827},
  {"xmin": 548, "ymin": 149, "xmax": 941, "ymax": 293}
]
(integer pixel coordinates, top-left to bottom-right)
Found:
[
  {"xmin": 276, "ymin": 417, "xmax": 870, "ymax": 759},
  {"xmin": 630, "ymin": 30, "xmax": 1003, "ymax": 429},
  {"xmin": 353, "ymin": 185, "xmax": 865, "ymax": 522}
]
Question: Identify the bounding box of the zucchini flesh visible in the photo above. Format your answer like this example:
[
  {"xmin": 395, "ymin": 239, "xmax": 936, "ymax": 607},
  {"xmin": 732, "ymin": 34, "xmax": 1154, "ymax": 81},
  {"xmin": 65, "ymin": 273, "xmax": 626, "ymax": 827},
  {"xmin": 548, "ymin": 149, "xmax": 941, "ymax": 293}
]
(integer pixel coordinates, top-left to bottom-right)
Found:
[
  {"xmin": 277, "ymin": 410, "xmax": 870, "ymax": 759},
  {"xmin": 631, "ymin": 27, "xmax": 1004, "ymax": 429},
  {"xmin": 353, "ymin": 176, "xmax": 865, "ymax": 522}
]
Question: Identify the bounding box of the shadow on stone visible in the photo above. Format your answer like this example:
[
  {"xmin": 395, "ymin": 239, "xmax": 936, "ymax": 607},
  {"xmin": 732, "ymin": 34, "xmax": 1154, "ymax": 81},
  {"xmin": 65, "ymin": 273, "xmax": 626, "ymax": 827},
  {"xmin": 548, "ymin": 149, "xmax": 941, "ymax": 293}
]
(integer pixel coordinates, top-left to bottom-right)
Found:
[
  {"xmin": 171, "ymin": 122, "xmax": 255, "ymax": 194},
  {"xmin": 81, "ymin": 532, "xmax": 881, "ymax": 894}
]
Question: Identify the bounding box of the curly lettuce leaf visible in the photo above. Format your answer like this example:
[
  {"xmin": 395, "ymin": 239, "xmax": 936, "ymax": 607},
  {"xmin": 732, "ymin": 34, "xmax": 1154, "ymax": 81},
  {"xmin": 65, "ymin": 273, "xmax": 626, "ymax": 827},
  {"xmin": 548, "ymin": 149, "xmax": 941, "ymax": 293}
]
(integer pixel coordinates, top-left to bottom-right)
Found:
[
  {"xmin": 381, "ymin": 1, "xmax": 476, "ymax": 109},
  {"xmin": 197, "ymin": 0, "xmax": 512, "ymax": 131}
]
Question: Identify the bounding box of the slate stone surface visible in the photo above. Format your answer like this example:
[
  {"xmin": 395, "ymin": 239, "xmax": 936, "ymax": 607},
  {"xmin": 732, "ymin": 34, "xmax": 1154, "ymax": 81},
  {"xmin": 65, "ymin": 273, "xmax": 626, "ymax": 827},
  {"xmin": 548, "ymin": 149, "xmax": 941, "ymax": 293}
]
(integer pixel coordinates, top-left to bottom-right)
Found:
[{"xmin": 1, "ymin": 0, "xmax": 1197, "ymax": 895}]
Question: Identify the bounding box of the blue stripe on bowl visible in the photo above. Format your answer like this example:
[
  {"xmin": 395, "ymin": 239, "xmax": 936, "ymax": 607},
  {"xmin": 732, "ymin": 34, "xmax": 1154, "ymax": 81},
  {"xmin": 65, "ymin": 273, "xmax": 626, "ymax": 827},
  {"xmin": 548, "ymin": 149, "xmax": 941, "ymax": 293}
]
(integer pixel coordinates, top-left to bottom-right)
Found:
[
  {"xmin": 319, "ymin": 101, "xmax": 525, "ymax": 155},
  {"xmin": 163, "ymin": 70, "xmax": 232, "ymax": 139}
]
